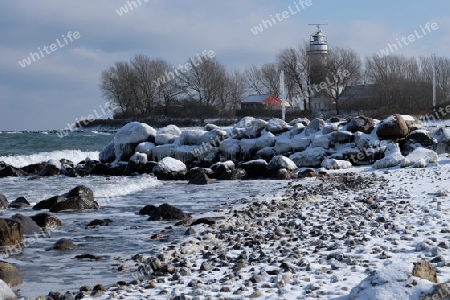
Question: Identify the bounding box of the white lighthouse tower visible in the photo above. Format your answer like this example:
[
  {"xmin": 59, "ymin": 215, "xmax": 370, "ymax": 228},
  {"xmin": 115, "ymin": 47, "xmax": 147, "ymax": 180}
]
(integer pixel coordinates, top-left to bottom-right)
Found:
[{"xmin": 307, "ymin": 24, "xmax": 329, "ymax": 112}]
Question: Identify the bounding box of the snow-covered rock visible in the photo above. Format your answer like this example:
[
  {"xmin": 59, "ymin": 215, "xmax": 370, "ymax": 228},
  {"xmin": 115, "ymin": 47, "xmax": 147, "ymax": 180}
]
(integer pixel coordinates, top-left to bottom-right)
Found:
[
  {"xmin": 266, "ymin": 118, "xmax": 287, "ymax": 134},
  {"xmin": 219, "ymin": 139, "xmax": 241, "ymax": 161},
  {"xmin": 152, "ymin": 157, "xmax": 187, "ymax": 180},
  {"xmin": 200, "ymin": 129, "xmax": 227, "ymax": 145},
  {"xmin": 346, "ymin": 116, "xmax": 375, "ymax": 134},
  {"xmin": 289, "ymin": 118, "xmax": 310, "ymax": 126},
  {"xmin": 240, "ymin": 131, "xmax": 275, "ymax": 157},
  {"xmin": 39, "ymin": 159, "xmax": 61, "ymax": 176},
  {"xmin": 151, "ymin": 144, "xmax": 176, "ymax": 161},
  {"xmin": 114, "ymin": 122, "xmax": 156, "ymax": 161},
  {"xmin": 99, "ymin": 141, "xmax": 115, "ymax": 163},
  {"xmin": 311, "ymin": 135, "xmax": 331, "ymax": 149},
  {"xmin": 129, "ymin": 152, "xmax": 148, "ymax": 165},
  {"xmin": 245, "ymin": 119, "xmax": 268, "ymax": 138},
  {"xmin": 401, "ymin": 130, "xmax": 437, "ymax": 155},
  {"xmin": 290, "ymin": 147, "xmax": 327, "ymax": 167},
  {"xmin": 435, "ymin": 127, "xmax": 450, "ymax": 154},
  {"xmin": 290, "ymin": 122, "xmax": 305, "ymax": 135},
  {"xmin": 267, "ymin": 155, "xmax": 297, "ymax": 172},
  {"xmin": 204, "ymin": 123, "xmax": 219, "ymax": 131},
  {"xmin": 240, "ymin": 159, "xmax": 268, "ymax": 178},
  {"xmin": 400, "ymin": 147, "xmax": 438, "ymax": 168},
  {"xmin": 322, "ymin": 124, "xmax": 338, "ymax": 135},
  {"xmin": 172, "ymin": 145, "xmax": 198, "ymax": 163},
  {"xmin": 256, "ymin": 147, "xmax": 276, "ymax": 161},
  {"xmin": 155, "ymin": 134, "xmax": 177, "ymax": 145},
  {"xmin": 179, "ymin": 130, "xmax": 207, "ymax": 146},
  {"xmin": 372, "ymin": 143, "xmax": 404, "ymax": 169},
  {"xmin": 274, "ymin": 139, "xmax": 292, "ymax": 154},
  {"xmin": 376, "ymin": 114, "xmax": 409, "ymax": 139},
  {"xmin": 348, "ymin": 262, "xmax": 435, "ymax": 300},
  {"xmin": 0, "ymin": 279, "xmax": 16, "ymax": 299},
  {"xmin": 304, "ymin": 118, "xmax": 324, "ymax": 136},
  {"xmin": 135, "ymin": 142, "xmax": 155, "ymax": 159},
  {"xmin": 157, "ymin": 124, "xmax": 182, "ymax": 136},
  {"xmin": 321, "ymin": 158, "xmax": 352, "ymax": 170},
  {"xmin": 290, "ymin": 136, "xmax": 311, "ymax": 151},
  {"xmin": 330, "ymin": 131, "xmax": 354, "ymax": 145},
  {"xmin": 402, "ymin": 115, "xmax": 423, "ymax": 131}
]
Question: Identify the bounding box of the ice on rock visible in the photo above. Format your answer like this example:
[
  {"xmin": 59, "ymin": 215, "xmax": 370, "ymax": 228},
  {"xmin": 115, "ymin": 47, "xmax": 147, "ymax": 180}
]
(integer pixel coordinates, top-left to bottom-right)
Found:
[
  {"xmin": 151, "ymin": 144, "xmax": 177, "ymax": 161},
  {"xmin": 172, "ymin": 145, "xmax": 198, "ymax": 163},
  {"xmin": 267, "ymin": 155, "xmax": 297, "ymax": 171},
  {"xmin": 99, "ymin": 141, "xmax": 115, "ymax": 163},
  {"xmin": 290, "ymin": 136, "xmax": 311, "ymax": 152},
  {"xmin": 311, "ymin": 134, "xmax": 331, "ymax": 149},
  {"xmin": 274, "ymin": 139, "xmax": 292, "ymax": 154},
  {"xmin": 200, "ymin": 129, "xmax": 227, "ymax": 145},
  {"xmin": 219, "ymin": 139, "xmax": 241, "ymax": 161},
  {"xmin": 372, "ymin": 143, "xmax": 404, "ymax": 169},
  {"xmin": 157, "ymin": 124, "xmax": 182, "ymax": 136},
  {"xmin": 266, "ymin": 118, "xmax": 287, "ymax": 134},
  {"xmin": 129, "ymin": 152, "xmax": 148, "ymax": 165},
  {"xmin": 135, "ymin": 142, "xmax": 155, "ymax": 159},
  {"xmin": 240, "ymin": 131, "xmax": 275, "ymax": 158},
  {"xmin": 245, "ymin": 119, "xmax": 268, "ymax": 138},
  {"xmin": 155, "ymin": 125, "xmax": 182, "ymax": 145},
  {"xmin": 114, "ymin": 122, "xmax": 156, "ymax": 161}
]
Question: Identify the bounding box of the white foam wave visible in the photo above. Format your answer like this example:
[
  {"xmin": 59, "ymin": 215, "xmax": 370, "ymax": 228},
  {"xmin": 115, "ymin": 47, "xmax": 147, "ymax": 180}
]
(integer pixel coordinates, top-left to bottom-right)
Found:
[
  {"xmin": 93, "ymin": 175, "xmax": 161, "ymax": 205},
  {"xmin": 0, "ymin": 150, "xmax": 99, "ymax": 168}
]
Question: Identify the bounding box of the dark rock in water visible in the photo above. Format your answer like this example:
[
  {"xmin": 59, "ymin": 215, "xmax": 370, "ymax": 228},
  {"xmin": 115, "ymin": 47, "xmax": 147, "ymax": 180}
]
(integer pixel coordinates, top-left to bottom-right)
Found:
[
  {"xmin": 217, "ymin": 169, "xmax": 246, "ymax": 180},
  {"xmin": 11, "ymin": 214, "xmax": 41, "ymax": 234},
  {"xmin": 240, "ymin": 159, "xmax": 268, "ymax": 178},
  {"xmin": 376, "ymin": 114, "xmax": 409, "ymax": 139},
  {"xmin": 66, "ymin": 185, "xmax": 94, "ymax": 201},
  {"xmin": 75, "ymin": 254, "xmax": 101, "ymax": 260},
  {"xmin": 38, "ymin": 159, "xmax": 61, "ymax": 176},
  {"xmin": 184, "ymin": 227, "xmax": 196, "ymax": 235},
  {"xmin": 0, "ymin": 162, "xmax": 27, "ymax": 177},
  {"xmin": 9, "ymin": 197, "xmax": 30, "ymax": 209},
  {"xmin": 148, "ymin": 203, "xmax": 190, "ymax": 221},
  {"xmin": 152, "ymin": 157, "xmax": 187, "ymax": 180},
  {"xmin": 88, "ymin": 163, "xmax": 126, "ymax": 176},
  {"xmin": 31, "ymin": 213, "xmax": 63, "ymax": 228},
  {"xmin": 52, "ymin": 238, "xmax": 77, "ymax": 250},
  {"xmin": 0, "ymin": 218, "xmax": 23, "ymax": 246},
  {"xmin": 346, "ymin": 116, "xmax": 375, "ymax": 134},
  {"xmin": 85, "ymin": 219, "xmax": 113, "ymax": 228},
  {"xmin": 400, "ymin": 130, "xmax": 437, "ymax": 156},
  {"xmin": 20, "ymin": 162, "xmax": 46, "ymax": 175},
  {"xmin": 0, "ymin": 194, "xmax": 8, "ymax": 209},
  {"xmin": 188, "ymin": 169, "xmax": 211, "ymax": 185},
  {"xmin": 139, "ymin": 205, "xmax": 157, "ymax": 216},
  {"xmin": 0, "ymin": 261, "xmax": 22, "ymax": 286},
  {"xmin": 191, "ymin": 217, "xmax": 217, "ymax": 226},
  {"xmin": 34, "ymin": 186, "xmax": 99, "ymax": 213},
  {"xmin": 123, "ymin": 161, "xmax": 156, "ymax": 175},
  {"xmin": 49, "ymin": 196, "xmax": 99, "ymax": 213},
  {"xmin": 33, "ymin": 196, "xmax": 66, "ymax": 210}
]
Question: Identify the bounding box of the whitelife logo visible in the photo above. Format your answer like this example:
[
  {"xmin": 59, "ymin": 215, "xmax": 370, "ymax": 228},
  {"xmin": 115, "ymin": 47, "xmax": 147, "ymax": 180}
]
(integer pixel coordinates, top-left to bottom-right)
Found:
[{"xmin": 18, "ymin": 31, "xmax": 81, "ymax": 68}]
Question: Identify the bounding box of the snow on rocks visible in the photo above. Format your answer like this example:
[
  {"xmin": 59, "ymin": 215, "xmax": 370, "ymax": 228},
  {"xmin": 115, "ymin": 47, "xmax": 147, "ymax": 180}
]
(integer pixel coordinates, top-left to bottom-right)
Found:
[
  {"xmin": 267, "ymin": 155, "xmax": 297, "ymax": 172},
  {"xmin": 152, "ymin": 157, "xmax": 187, "ymax": 180},
  {"xmin": 290, "ymin": 147, "xmax": 327, "ymax": 167},
  {"xmin": 112, "ymin": 122, "xmax": 156, "ymax": 161},
  {"xmin": 434, "ymin": 127, "xmax": 450, "ymax": 154},
  {"xmin": 321, "ymin": 158, "xmax": 352, "ymax": 170},
  {"xmin": 400, "ymin": 147, "xmax": 438, "ymax": 168},
  {"xmin": 372, "ymin": 143, "xmax": 404, "ymax": 169},
  {"xmin": 135, "ymin": 142, "xmax": 155, "ymax": 159},
  {"xmin": 401, "ymin": 130, "xmax": 437, "ymax": 155},
  {"xmin": 346, "ymin": 115, "xmax": 376, "ymax": 134},
  {"xmin": 129, "ymin": 152, "xmax": 147, "ymax": 165},
  {"xmin": 266, "ymin": 118, "xmax": 288, "ymax": 134},
  {"xmin": 376, "ymin": 114, "xmax": 409, "ymax": 139},
  {"xmin": 348, "ymin": 262, "xmax": 436, "ymax": 300},
  {"xmin": 304, "ymin": 118, "xmax": 325, "ymax": 136},
  {"xmin": 244, "ymin": 118, "xmax": 268, "ymax": 138}
]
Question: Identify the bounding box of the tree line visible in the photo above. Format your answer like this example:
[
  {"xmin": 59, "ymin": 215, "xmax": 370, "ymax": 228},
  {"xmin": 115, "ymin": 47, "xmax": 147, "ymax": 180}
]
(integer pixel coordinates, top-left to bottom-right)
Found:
[{"xmin": 100, "ymin": 44, "xmax": 450, "ymax": 119}]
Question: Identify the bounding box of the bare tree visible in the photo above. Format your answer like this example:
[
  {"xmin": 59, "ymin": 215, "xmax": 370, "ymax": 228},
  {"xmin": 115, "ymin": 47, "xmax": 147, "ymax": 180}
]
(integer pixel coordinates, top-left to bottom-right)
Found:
[
  {"xmin": 324, "ymin": 46, "xmax": 362, "ymax": 114},
  {"xmin": 244, "ymin": 63, "xmax": 280, "ymax": 97}
]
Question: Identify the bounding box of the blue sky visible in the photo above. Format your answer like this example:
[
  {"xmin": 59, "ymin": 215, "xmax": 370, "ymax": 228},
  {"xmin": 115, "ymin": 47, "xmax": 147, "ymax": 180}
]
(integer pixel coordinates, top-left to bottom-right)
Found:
[{"xmin": 0, "ymin": 0, "xmax": 448, "ymax": 130}]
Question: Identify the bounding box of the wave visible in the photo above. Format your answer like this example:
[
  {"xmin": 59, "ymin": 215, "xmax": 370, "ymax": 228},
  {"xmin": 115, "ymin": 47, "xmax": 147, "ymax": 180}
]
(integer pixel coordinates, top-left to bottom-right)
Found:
[
  {"xmin": 93, "ymin": 175, "xmax": 161, "ymax": 205},
  {"xmin": 0, "ymin": 150, "xmax": 100, "ymax": 168}
]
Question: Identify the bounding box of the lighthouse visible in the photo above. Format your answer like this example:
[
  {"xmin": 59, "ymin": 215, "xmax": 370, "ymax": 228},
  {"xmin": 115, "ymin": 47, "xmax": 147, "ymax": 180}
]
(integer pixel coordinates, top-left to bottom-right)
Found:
[{"xmin": 307, "ymin": 24, "xmax": 329, "ymax": 112}]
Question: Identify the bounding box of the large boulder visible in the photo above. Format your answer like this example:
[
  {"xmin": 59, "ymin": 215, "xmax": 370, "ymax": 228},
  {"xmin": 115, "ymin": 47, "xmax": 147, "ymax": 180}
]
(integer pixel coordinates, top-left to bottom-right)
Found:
[
  {"xmin": 8, "ymin": 197, "xmax": 30, "ymax": 209},
  {"xmin": 400, "ymin": 130, "xmax": 437, "ymax": 156},
  {"xmin": 304, "ymin": 118, "xmax": 325, "ymax": 136},
  {"xmin": 148, "ymin": 203, "xmax": 190, "ymax": 221},
  {"xmin": 290, "ymin": 147, "xmax": 327, "ymax": 168},
  {"xmin": 179, "ymin": 130, "xmax": 207, "ymax": 146},
  {"xmin": 31, "ymin": 213, "xmax": 62, "ymax": 229},
  {"xmin": 20, "ymin": 162, "xmax": 46, "ymax": 175},
  {"xmin": 245, "ymin": 119, "xmax": 268, "ymax": 138},
  {"xmin": 376, "ymin": 114, "xmax": 409, "ymax": 139},
  {"xmin": 400, "ymin": 147, "xmax": 438, "ymax": 168},
  {"xmin": 34, "ymin": 185, "xmax": 99, "ymax": 213},
  {"xmin": 255, "ymin": 147, "xmax": 276, "ymax": 162},
  {"xmin": 321, "ymin": 158, "xmax": 352, "ymax": 170},
  {"xmin": 346, "ymin": 116, "xmax": 375, "ymax": 134},
  {"xmin": 155, "ymin": 125, "xmax": 182, "ymax": 145},
  {"xmin": 113, "ymin": 122, "xmax": 156, "ymax": 161},
  {"xmin": 129, "ymin": 152, "xmax": 148, "ymax": 165},
  {"xmin": 219, "ymin": 139, "xmax": 241, "ymax": 161},
  {"xmin": 240, "ymin": 131, "xmax": 276, "ymax": 157},
  {"xmin": 290, "ymin": 136, "xmax": 311, "ymax": 152},
  {"xmin": 239, "ymin": 159, "xmax": 268, "ymax": 178},
  {"xmin": 152, "ymin": 157, "xmax": 187, "ymax": 180},
  {"xmin": 266, "ymin": 156, "xmax": 297, "ymax": 175},
  {"xmin": 0, "ymin": 261, "xmax": 22, "ymax": 287},
  {"xmin": 99, "ymin": 141, "xmax": 115, "ymax": 163},
  {"xmin": 0, "ymin": 219, "xmax": 23, "ymax": 247},
  {"xmin": 38, "ymin": 159, "xmax": 62, "ymax": 176},
  {"xmin": 11, "ymin": 214, "xmax": 41, "ymax": 234},
  {"xmin": 402, "ymin": 115, "xmax": 423, "ymax": 132},
  {"xmin": 211, "ymin": 160, "xmax": 235, "ymax": 178},
  {"xmin": 187, "ymin": 168, "xmax": 211, "ymax": 185},
  {"xmin": 266, "ymin": 118, "xmax": 288, "ymax": 134}
]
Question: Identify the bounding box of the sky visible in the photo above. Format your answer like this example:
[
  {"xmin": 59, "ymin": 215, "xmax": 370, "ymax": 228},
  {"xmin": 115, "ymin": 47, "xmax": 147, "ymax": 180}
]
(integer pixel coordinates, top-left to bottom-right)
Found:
[{"xmin": 0, "ymin": 0, "xmax": 449, "ymax": 131}]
